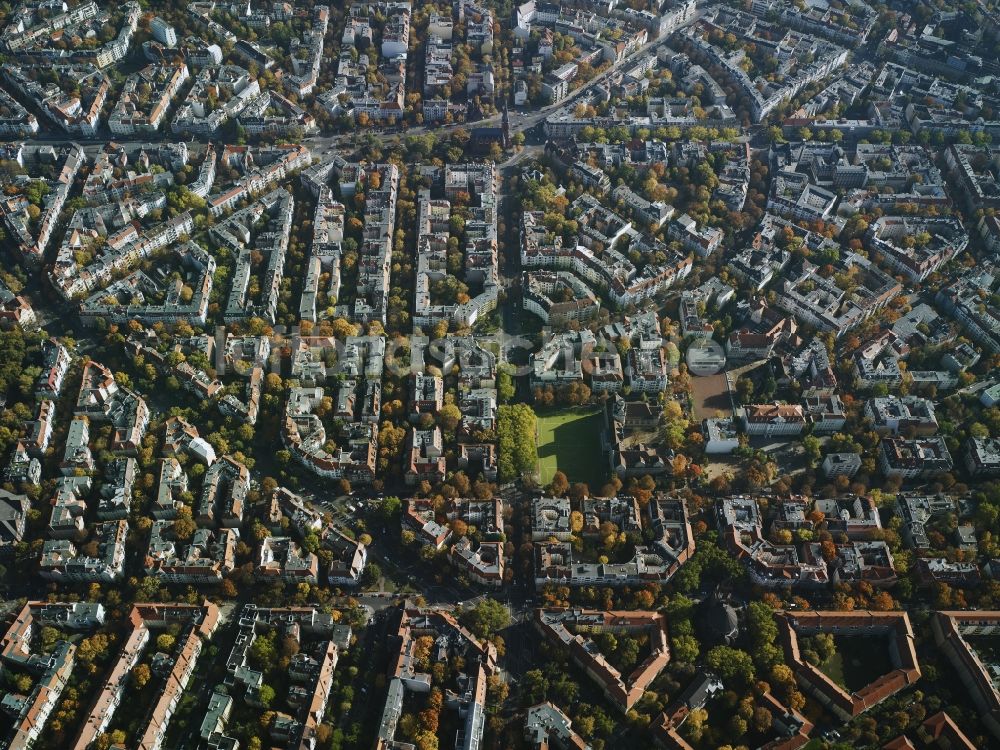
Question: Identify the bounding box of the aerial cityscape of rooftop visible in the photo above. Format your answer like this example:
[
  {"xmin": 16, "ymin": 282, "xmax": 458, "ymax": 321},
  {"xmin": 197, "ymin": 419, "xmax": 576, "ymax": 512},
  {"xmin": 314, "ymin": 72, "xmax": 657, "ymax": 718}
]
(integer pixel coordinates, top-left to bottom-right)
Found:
[{"xmin": 3, "ymin": 0, "xmax": 1000, "ymax": 748}]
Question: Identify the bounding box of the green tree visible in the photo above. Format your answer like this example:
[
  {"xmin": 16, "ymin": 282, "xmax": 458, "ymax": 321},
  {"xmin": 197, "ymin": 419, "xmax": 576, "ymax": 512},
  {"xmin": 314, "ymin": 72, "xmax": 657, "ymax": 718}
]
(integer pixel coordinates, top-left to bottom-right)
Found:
[
  {"xmin": 249, "ymin": 633, "xmax": 276, "ymax": 667},
  {"xmin": 258, "ymin": 684, "xmax": 276, "ymax": 707},
  {"xmin": 802, "ymin": 435, "xmax": 823, "ymax": 467},
  {"xmin": 461, "ymin": 599, "xmax": 510, "ymax": 639},
  {"xmin": 520, "ymin": 669, "xmax": 549, "ymax": 704},
  {"xmin": 681, "ymin": 708, "xmax": 708, "ymax": 743},
  {"xmin": 735, "ymin": 376, "xmax": 754, "ymax": 404},
  {"xmin": 437, "ymin": 404, "xmax": 462, "ymax": 432},
  {"xmin": 0, "ymin": 330, "xmax": 27, "ymax": 398},
  {"xmin": 705, "ymin": 646, "xmax": 755, "ymax": 685},
  {"xmin": 133, "ymin": 663, "xmax": 151, "ymax": 688},
  {"xmin": 172, "ymin": 507, "xmax": 197, "ymax": 541},
  {"xmin": 362, "ymin": 561, "xmax": 382, "ymax": 588},
  {"xmin": 497, "ymin": 365, "xmax": 516, "ymax": 404},
  {"xmin": 672, "ymin": 634, "xmax": 700, "ymax": 663},
  {"xmin": 302, "ymin": 532, "xmax": 320, "ymax": 554},
  {"xmin": 377, "ymin": 496, "xmax": 402, "ymax": 522},
  {"xmin": 39, "ymin": 626, "xmax": 61, "ymax": 653},
  {"xmin": 498, "ymin": 404, "xmax": 538, "ymax": 481}
]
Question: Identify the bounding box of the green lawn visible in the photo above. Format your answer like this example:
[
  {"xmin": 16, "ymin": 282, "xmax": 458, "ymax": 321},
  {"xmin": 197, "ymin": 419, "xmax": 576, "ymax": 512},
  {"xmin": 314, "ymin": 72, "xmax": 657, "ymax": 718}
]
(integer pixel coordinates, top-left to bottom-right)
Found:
[
  {"xmin": 536, "ymin": 407, "xmax": 607, "ymax": 490},
  {"xmin": 817, "ymin": 636, "xmax": 894, "ymax": 692}
]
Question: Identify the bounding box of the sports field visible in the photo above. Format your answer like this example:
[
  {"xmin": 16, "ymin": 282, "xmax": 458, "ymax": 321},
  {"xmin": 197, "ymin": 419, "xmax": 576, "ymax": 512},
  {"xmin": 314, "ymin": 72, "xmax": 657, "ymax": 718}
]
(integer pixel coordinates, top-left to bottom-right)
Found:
[{"xmin": 536, "ymin": 407, "xmax": 607, "ymax": 490}]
